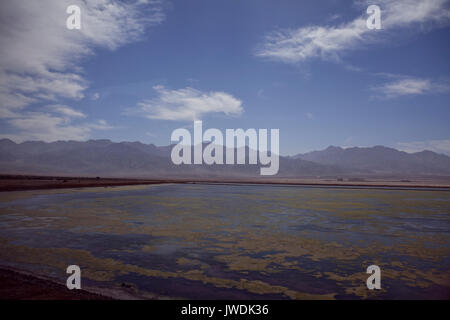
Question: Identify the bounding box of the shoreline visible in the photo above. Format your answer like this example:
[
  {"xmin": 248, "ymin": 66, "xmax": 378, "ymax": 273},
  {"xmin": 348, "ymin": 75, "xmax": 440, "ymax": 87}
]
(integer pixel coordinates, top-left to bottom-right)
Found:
[
  {"xmin": 0, "ymin": 266, "xmax": 114, "ymax": 300},
  {"xmin": 0, "ymin": 174, "xmax": 450, "ymax": 192},
  {"xmin": 0, "ymin": 265, "xmax": 184, "ymax": 300},
  {"xmin": 0, "ymin": 175, "xmax": 183, "ymax": 192}
]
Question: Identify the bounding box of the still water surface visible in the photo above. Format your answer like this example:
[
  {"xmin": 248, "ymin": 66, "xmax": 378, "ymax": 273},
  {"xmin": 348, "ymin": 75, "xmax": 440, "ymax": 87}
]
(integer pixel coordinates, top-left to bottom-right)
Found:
[{"xmin": 0, "ymin": 183, "xmax": 449, "ymax": 299}]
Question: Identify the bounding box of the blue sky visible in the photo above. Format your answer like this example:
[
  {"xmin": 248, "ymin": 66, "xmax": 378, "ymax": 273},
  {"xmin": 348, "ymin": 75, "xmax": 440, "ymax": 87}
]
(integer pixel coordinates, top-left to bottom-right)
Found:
[{"xmin": 1, "ymin": 0, "xmax": 450, "ymax": 155}]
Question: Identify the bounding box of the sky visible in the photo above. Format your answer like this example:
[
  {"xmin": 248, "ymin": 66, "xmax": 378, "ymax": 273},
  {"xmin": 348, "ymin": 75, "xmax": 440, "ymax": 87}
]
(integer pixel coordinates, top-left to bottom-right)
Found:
[{"xmin": 0, "ymin": 0, "xmax": 449, "ymax": 156}]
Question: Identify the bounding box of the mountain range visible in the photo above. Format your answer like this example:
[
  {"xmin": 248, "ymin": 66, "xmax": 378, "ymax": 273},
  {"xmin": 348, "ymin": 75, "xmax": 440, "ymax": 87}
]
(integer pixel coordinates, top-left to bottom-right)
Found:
[{"xmin": 1, "ymin": 139, "xmax": 449, "ymax": 179}]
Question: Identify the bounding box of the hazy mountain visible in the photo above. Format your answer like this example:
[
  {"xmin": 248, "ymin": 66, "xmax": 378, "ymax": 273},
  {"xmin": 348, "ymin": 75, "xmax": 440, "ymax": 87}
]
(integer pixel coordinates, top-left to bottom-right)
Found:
[
  {"xmin": 0, "ymin": 139, "xmax": 339, "ymax": 178},
  {"xmin": 294, "ymin": 145, "xmax": 450, "ymax": 175},
  {"xmin": 1, "ymin": 139, "xmax": 449, "ymax": 178}
]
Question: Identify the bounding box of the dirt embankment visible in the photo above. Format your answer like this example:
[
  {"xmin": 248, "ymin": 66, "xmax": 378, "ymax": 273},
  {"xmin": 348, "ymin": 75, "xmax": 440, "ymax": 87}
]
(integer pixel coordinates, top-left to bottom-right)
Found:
[
  {"xmin": 1, "ymin": 174, "xmax": 450, "ymax": 192},
  {"xmin": 0, "ymin": 268, "xmax": 111, "ymax": 300},
  {"xmin": 0, "ymin": 175, "xmax": 178, "ymax": 192}
]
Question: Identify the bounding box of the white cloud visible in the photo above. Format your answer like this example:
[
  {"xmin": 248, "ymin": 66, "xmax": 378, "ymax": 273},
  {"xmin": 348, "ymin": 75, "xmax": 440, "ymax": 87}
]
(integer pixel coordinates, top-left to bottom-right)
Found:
[
  {"xmin": 381, "ymin": 0, "xmax": 450, "ymax": 27},
  {"xmin": 371, "ymin": 76, "xmax": 450, "ymax": 98},
  {"xmin": 397, "ymin": 139, "xmax": 450, "ymax": 155},
  {"xmin": 0, "ymin": 111, "xmax": 114, "ymax": 142},
  {"xmin": 46, "ymin": 105, "xmax": 86, "ymax": 118},
  {"xmin": 0, "ymin": 0, "xmax": 164, "ymax": 114},
  {"xmin": 256, "ymin": 18, "xmax": 368, "ymax": 63},
  {"xmin": 134, "ymin": 85, "xmax": 243, "ymax": 121},
  {"xmin": 256, "ymin": 0, "xmax": 450, "ymax": 63},
  {"xmin": 92, "ymin": 93, "xmax": 100, "ymax": 100},
  {"xmin": 6, "ymin": 113, "xmax": 91, "ymax": 142},
  {"xmin": 88, "ymin": 119, "xmax": 115, "ymax": 130},
  {"xmin": 0, "ymin": 0, "xmax": 164, "ymax": 140}
]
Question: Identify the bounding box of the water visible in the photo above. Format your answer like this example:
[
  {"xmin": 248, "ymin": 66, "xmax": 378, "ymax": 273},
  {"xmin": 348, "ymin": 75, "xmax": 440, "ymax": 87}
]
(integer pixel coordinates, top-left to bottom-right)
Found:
[{"xmin": 0, "ymin": 183, "xmax": 449, "ymax": 299}]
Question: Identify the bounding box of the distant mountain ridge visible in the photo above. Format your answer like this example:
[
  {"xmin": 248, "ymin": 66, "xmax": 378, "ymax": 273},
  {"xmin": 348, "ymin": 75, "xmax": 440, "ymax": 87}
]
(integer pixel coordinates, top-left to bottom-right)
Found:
[
  {"xmin": 1, "ymin": 139, "xmax": 449, "ymax": 178},
  {"xmin": 294, "ymin": 145, "xmax": 450, "ymax": 175}
]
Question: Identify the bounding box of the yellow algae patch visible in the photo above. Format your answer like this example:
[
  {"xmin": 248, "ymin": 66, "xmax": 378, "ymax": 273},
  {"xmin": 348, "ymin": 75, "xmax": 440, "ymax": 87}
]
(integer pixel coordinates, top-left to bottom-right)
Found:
[
  {"xmin": 381, "ymin": 266, "xmax": 450, "ymax": 289},
  {"xmin": 322, "ymin": 271, "xmax": 384, "ymax": 299},
  {"xmin": 213, "ymin": 233, "xmax": 361, "ymax": 262},
  {"xmin": 322, "ymin": 261, "xmax": 450, "ymax": 299},
  {"xmin": 0, "ymin": 237, "xmax": 335, "ymax": 299},
  {"xmin": 345, "ymin": 285, "xmax": 384, "ymax": 299},
  {"xmin": 215, "ymin": 254, "xmax": 270, "ymax": 272}
]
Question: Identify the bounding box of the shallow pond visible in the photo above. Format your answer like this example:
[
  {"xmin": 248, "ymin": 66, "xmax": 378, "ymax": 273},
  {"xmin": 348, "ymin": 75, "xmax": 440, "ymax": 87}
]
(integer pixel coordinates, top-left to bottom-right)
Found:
[{"xmin": 0, "ymin": 183, "xmax": 449, "ymax": 299}]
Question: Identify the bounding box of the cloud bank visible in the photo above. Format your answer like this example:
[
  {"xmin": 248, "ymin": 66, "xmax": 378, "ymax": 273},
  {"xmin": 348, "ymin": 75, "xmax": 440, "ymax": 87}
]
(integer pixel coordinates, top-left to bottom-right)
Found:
[{"xmin": 0, "ymin": 0, "xmax": 164, "ymax": 141}]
